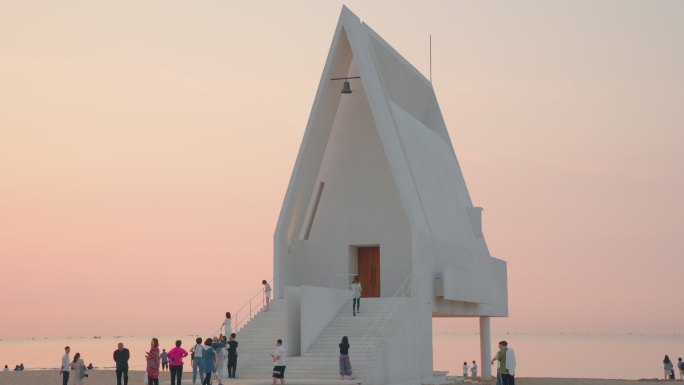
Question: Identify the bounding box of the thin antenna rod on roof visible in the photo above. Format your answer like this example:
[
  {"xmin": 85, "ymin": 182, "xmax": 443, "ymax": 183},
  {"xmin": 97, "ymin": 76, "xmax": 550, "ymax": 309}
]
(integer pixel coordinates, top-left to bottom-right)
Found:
[{"xmin": 429, "ymin": 34, "xmax": 432, "ymax": 83}]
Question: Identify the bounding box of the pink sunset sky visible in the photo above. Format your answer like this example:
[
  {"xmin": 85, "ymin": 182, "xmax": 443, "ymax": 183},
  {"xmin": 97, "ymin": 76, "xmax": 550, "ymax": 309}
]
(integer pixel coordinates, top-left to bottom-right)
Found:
[{"xmin": 1, "ymin": 1, "xmax": 682, "ymax": 338}]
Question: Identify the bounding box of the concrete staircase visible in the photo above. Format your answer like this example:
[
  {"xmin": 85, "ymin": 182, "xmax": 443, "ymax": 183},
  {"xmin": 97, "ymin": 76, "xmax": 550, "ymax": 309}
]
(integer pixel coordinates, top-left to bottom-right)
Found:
[
  {"xmin": 287, "ymin": 297, "xmax": 408, "ymax": 380},
  {"xmin": 233, "ymin": 300, "xmax": 286, "ymax": 379},
  {"xmin": 234, "ymin": 297, "xmax": 410, "ymax": 383}
]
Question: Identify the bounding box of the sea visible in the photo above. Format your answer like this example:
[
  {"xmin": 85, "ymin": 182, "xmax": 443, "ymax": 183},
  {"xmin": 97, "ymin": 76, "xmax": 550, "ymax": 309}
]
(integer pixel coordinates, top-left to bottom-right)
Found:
[{"xmin": 1, "ymin": 332, "xmax": 682, "ymax": 380}]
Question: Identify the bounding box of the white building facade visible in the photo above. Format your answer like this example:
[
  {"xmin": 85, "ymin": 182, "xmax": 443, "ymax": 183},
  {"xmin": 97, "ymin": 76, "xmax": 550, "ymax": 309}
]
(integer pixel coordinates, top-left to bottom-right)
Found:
[{"xmin": 272, "ymin": 7, "xmax": 508, "ymax": 385}]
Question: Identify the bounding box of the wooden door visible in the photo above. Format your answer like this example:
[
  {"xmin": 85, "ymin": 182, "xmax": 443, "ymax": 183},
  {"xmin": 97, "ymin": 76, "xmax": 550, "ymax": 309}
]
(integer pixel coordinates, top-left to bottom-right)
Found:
[{"xmin": 358, "ymin": 246, "xmax": 380, "ymax": 297}]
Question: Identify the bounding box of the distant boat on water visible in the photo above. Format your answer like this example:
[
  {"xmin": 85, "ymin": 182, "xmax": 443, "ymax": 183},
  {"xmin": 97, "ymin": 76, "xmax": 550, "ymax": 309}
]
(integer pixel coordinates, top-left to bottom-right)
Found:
[{"xmin": 93, "ymin": 336, "xmax": 102, "ymax": 339}]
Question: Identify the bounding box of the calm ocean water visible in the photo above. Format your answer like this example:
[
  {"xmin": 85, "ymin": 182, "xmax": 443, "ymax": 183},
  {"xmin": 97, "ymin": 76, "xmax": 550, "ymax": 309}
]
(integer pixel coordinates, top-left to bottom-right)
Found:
[{"xmin": 1, "ymin": 333, "xmax": 682, "ymax": 379}]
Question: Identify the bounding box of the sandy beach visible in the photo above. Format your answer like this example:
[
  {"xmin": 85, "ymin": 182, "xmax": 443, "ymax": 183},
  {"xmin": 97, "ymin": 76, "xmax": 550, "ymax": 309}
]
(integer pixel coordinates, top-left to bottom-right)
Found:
[{"xmin": 0, "ymin": 371, "xmax": 672, "ymax": 385}]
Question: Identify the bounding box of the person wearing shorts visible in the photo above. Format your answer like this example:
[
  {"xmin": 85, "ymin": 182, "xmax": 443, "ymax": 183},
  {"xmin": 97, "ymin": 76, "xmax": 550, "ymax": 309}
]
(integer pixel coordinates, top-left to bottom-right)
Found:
[{"xmin": 271, "ymin": 339, "xmax": 286, "ymax": 385}]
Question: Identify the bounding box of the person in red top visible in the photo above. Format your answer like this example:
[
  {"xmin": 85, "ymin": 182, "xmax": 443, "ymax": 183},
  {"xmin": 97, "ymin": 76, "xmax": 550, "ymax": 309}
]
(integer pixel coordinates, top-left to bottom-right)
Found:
[
  {"xmin": 168, "ymin": 340, "xmax": 189, "ymax": 385},
  {"xmin": 145, "ymin": 338, "xmax": 160, "ymax": 385}
]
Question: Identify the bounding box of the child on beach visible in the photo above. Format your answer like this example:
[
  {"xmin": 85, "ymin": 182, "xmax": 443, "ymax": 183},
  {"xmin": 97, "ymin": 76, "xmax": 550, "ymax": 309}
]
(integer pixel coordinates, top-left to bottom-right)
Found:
[
  {"xmin": 160, "ymin": 349, "xmax": 168, "ymax": 372},
  {"xmin": 462, "ymin": 362, "xmax": 468, "ymax": 377},
  {"xmin": 470, "ymin": 360, "xmax": 478, "ymax": 377}
]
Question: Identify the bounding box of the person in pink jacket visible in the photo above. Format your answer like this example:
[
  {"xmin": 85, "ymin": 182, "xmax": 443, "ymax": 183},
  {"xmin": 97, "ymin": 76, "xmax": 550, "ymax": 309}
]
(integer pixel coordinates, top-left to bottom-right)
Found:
[{"xmin": 168, "ymin": 340, "xmax": 189, "ymax": 385}]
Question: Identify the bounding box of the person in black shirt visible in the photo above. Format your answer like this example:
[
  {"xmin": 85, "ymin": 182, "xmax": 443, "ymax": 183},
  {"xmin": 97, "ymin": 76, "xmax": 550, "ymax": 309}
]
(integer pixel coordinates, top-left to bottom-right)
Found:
[
  {"xmin": 113, "ymin": 343, "xmax": 130, "ymax": 385},
  {"xmin": 227, "ymin": 333, "xmax": 238, "ymax": 378},
  {"xmin": 339, "ymin": 336, "xmax": 352, "ymax": 380}
]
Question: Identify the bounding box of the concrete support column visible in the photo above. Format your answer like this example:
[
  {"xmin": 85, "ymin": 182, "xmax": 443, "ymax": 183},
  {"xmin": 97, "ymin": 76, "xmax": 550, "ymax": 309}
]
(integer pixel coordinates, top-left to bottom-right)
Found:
[{"xmin": 479, "ymin": 316, "xmax": 492, "ymax": 380}]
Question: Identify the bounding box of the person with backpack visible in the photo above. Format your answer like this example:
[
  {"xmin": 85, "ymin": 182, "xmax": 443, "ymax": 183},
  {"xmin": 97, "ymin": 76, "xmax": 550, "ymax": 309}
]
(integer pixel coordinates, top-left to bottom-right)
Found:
[{"xmin": 190, "ymin": 337, "xmax": 204, "ymax": 385}]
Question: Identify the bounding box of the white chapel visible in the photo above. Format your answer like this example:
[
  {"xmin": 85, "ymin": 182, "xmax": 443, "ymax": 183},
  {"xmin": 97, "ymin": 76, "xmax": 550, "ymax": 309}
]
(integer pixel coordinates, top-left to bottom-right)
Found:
[{"xmin": 234, "ymin": 7, "xmax": 508, "ymax": 385}]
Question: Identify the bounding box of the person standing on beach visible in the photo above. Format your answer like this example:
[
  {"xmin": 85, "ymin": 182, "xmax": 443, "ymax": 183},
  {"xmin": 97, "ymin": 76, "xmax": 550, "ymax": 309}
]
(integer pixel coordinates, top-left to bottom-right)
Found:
[
  {"xmin": 271, "ymin": 339, "xmax": 286, "ymax": 385},
  {"xmin": 462, "ymin": 362, "xmax": 468, "ymax": 377},
  {"xmin": 160, "ymin": 349, "xmax": 168, "ymax": 372},
  {"xmin": 263, "ymin": 280, "xmax": 272, "ymax": 312},
  {"xmin": 60, "ymin": 346, "xmax": 71, "ymax": 385},
  {"xmin": 190, "ymin": 337, "xmax": 204, "ymax": 385},
  {"xmin": 491, "ymin": 340, "xmax": 515, "ymax": 385},
  {"xmin": 145, "ymin": 338, "xmax": 161, "ymax": 385},
  {"xmin": 338, "ymin": 336, "xmax": 352, "ymax": 380},
  {"xmin": 168, "ymin": 340, "xmax": 188, "ymax": 385},
  {"xmin": 227, "ymin": 333, "xmax": 238, "ymax": 379},
  {"xmin": 113, "ymin": 343, "xmax": 130, "ymax": 385},
  {"xmin": 664, "ymin": 355, "xmax": 674, "ymax": 380},
  {"xmin": 201, "ymin": 338, "xmax": 217, "ymax": 385},
  {"xmin": 471, "ymin": 360, "xmax": 478, "ymax": 377},
  {"xmin": 351, "ymin": 276, "xmax": 362, "ymax": 317},
  {"xmin": 70, "ymin": 353, "xmax": 87, "ymax": 385}
]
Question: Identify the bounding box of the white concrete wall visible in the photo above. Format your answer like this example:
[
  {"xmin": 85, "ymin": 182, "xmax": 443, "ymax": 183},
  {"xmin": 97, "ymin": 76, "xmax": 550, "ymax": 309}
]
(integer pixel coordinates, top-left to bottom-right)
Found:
[
  {"xmin": 273, "ymin": 20, "xmax": 355, "ymax": 299},
  {"xmin": 380, "ymin": 300, "xmax": 433, "ymax": 385},
  {"xmin": 300, "ymin": 285, "xmax": 351, "ymax": 353},
  {"xmin": 283, "ymin": 286, "xmax": 301, "ymax": 356},
  {"xmin": 441, "ymin": 262, "xmax": 507, "ymax": 305},
  {"xmin": 275, "ymin": 7, "xmax": 508, "ymax": 320},
  {"xmin": 278, "ymin": 75, "xmax": 413, "ymax": 296}
]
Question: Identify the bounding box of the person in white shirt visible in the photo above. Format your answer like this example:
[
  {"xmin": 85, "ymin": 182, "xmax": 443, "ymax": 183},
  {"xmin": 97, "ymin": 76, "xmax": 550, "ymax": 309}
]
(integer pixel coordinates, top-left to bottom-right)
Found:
[
  {"xmin": 351, "ymin": 276, "xmax": 362, "ymax": 317},
  {"xmin": 222, "ymin": 312, "xmax": 232, "ymax": 339},
  {"xmin": 60, "ymin": 346, "xmax": 71, "ymax": 385},
  {"xmin": 190, "ymin": 337, "xmax": 204, "ymax": 385},
  {"xmin": 491, "ymin": 340, "xmax": 515, "ymax": 385},
  {"xmin": 263, "ymin": 280, "xmax": 272, "ymax": 312},
  {"xmin": 271, "ymin": 339, "xmax": 286, "ymax": 385},
  {"xmin": 470, "ymin": 360, "xmax": 478, "ymax": 377},
  {"xmin": 3, "ymin": 365, "xmax": 9, "ymax": 372}
]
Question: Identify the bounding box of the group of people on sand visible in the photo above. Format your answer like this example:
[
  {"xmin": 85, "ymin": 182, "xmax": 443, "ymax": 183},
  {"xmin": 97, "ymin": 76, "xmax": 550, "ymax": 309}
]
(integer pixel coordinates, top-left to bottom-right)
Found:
[
  {"xmin": 61, "ymin": 334, "xmax": 240, "ymax": 385},
  {"xmin": 462, "ymin": 360, "xmax": 478, "ymax": 377},
  {"xmin": 663, "ymin": 355, "xmax": 684, "ymax": 380},
  {"xmin": 461, "ymin": 340, "xmax": 516, "ymax": 385},
  {"xmin": 3, "ymin": 364, "xmax": 24, "ymax": 371},
  {"xmin": 52, "ymin": 278, "xmax": 362, "ymax": 385}
]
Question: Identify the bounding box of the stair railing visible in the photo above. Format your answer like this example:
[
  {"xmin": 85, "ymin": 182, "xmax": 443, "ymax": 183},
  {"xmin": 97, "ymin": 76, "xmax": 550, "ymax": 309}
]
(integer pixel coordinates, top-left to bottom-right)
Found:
[
  {"xmin": 233, "ymin": 280, "xmax": 272, "ymax": 332},
  {"xmin": 359, "ymin": 273, "xmax": 412, "ymax": 358}
]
